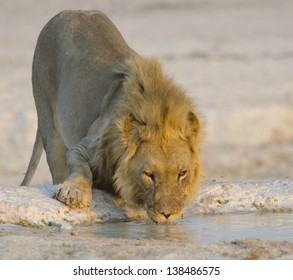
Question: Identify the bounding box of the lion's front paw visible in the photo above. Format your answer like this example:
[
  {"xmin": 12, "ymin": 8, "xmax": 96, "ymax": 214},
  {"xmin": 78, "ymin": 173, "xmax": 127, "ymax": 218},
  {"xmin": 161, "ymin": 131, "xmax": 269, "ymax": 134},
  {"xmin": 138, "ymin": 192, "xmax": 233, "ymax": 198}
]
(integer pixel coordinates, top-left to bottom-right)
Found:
[{"xmin": 55, "ymin": 179, "xmax": 92, "ymax": 209}]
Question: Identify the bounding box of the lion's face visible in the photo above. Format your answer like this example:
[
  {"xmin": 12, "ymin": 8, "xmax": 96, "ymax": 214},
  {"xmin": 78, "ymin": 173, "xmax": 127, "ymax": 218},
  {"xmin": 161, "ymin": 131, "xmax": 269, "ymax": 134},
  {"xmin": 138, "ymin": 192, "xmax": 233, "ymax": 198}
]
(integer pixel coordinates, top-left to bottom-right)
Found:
[
  {"xmin": 125, "ymin": 138, "xmax": 199, "ymax": 224},
  {"xmin": 113, "ymin": 57, "xmax": 203, "ymax": 224}
]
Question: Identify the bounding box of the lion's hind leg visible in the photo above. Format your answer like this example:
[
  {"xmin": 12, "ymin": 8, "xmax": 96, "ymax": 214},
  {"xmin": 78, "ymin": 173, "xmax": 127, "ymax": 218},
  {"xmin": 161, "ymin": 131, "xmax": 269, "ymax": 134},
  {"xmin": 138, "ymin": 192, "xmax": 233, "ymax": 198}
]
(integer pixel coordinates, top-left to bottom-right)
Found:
[{"xmin": 42, "ymin": 128, "xmax": 69, "ymax": 185}]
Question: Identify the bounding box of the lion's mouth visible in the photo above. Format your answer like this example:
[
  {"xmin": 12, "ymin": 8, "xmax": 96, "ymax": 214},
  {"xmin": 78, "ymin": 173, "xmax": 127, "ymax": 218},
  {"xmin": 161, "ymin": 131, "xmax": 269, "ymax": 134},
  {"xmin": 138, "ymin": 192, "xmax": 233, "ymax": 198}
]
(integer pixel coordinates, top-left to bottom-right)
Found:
[
  {"xmin": 148, "ymin": 210, "xmax": 184, "ymax": 225},
  {"xmin": 122, "ymin": 200, "xmax": 184, "ymax": 224}
]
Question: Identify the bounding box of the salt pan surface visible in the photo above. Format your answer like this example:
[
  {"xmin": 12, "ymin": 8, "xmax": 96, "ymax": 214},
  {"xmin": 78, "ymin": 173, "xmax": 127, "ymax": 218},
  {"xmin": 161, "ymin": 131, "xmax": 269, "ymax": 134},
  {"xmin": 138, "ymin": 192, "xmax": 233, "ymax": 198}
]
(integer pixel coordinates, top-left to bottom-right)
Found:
[{"xmin": 1, "ymin": 180, "xmax": 292, "ymax": 228}]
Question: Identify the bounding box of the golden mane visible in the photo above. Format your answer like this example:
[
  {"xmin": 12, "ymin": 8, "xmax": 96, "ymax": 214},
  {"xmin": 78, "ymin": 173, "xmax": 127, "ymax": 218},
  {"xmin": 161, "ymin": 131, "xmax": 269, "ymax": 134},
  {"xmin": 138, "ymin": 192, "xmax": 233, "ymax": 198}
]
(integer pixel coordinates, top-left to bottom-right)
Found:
[
  {"xmin": 115, "ymin": 57, "xmax": 203, "ymax": 146},
  {"xmin": 91, "ymin": 56, "xmax": 204, "ymax": 207}
]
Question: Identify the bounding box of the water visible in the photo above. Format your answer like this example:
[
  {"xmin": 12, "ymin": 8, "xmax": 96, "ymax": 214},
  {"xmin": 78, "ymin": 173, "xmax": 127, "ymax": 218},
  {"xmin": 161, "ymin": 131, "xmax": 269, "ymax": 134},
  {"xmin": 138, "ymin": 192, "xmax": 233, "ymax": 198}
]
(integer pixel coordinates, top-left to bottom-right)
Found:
[{"xmin": 79, "ymin": 213, "xmax": 293, "ymax": 244}]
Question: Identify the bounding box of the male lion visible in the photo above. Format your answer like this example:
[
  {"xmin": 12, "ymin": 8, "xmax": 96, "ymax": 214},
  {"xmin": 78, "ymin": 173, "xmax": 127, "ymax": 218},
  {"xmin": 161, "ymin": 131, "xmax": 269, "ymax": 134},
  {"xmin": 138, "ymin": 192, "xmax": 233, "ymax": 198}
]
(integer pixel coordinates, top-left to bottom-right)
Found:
[{"xmin": 21, "ymin": 10, "xmax": 204, "ymax": 224}]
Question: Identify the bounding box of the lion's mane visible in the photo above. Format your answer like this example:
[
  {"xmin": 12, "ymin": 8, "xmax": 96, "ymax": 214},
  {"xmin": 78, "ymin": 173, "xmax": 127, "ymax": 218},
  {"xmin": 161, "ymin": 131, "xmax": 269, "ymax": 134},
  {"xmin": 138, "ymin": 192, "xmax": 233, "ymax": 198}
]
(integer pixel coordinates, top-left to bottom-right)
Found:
[{"xmin": 90, "ymin": 57, "xmax": 204, "ymax": 210}]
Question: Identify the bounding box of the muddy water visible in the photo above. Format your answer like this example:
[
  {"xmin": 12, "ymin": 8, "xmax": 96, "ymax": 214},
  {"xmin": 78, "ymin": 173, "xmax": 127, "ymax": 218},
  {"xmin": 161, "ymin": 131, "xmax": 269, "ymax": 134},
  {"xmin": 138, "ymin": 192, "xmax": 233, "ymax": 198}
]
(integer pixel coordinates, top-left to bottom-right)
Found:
[{"xmin": 77, "ymin": 213, "xmax": 293, "ymax": 244}]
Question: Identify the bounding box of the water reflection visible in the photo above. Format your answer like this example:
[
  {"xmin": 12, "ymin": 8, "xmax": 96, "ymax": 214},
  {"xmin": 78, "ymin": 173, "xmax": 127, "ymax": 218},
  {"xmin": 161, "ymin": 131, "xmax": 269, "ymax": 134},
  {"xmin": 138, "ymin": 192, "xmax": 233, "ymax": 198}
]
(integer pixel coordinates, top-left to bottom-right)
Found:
[
  {"xmin": 79, "ymin": 213, "xmax": 293, "ymax": 244},
  {"xmin": 92, "ymin": 220, "xmax": 196, "ymax": 243}
]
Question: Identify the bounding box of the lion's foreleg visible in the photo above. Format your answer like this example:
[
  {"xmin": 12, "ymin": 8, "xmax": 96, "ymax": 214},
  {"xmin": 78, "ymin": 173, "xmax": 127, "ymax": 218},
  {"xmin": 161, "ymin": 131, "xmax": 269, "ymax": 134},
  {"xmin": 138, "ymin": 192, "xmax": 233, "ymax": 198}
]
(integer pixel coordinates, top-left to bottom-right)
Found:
[{"xmin": 54, "ymin": 144, "xmax": 93, "ymax": 209}]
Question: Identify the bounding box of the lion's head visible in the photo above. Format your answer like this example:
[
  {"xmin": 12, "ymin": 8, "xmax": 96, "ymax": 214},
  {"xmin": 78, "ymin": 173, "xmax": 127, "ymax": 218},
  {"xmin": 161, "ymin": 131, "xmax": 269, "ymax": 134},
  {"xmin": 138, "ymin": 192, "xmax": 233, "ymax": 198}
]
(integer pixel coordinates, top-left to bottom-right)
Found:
[{"xmin": 108, "ymin": 57, "xmax": 204, "ymax": 223}]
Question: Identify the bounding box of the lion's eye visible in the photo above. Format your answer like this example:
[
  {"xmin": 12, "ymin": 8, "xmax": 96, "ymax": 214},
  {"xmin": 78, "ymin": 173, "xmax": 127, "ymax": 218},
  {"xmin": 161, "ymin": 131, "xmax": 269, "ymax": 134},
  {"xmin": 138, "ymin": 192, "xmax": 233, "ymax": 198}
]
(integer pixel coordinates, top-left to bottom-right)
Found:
[
  {"xmin": 143, "ymin": 171, "xmax": 155, "ymax": 182},
  {"xmin": 178, "ymin": 170, "xmax": 188, "ymax": 181}
]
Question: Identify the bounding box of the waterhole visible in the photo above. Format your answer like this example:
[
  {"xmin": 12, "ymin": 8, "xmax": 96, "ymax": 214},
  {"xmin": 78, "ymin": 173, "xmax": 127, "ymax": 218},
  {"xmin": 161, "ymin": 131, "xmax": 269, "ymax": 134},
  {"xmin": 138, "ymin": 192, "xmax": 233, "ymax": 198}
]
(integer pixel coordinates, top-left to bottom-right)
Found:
[{"xmin": 78, "ymin": 213, "xmax": 293, "ymax": 243}]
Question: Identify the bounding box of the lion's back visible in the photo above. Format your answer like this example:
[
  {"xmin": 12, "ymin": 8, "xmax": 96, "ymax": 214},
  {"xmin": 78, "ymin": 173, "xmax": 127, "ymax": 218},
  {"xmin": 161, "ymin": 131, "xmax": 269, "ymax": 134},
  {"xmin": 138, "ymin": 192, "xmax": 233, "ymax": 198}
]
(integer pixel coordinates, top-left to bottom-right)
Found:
[
  {"xmin": 35, "ymin": 10, "xmax": 134, "ymax": 70},
  {"xmin": 33, "ymin": 10, "xmax": 136, "ymax": 147}
]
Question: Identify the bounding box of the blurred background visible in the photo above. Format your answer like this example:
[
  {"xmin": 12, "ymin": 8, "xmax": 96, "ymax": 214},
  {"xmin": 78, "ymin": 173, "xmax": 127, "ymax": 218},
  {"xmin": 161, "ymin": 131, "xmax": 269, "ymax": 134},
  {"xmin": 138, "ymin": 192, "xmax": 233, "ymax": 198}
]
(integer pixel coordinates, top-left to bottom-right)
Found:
[{"xmin": 0, "ymin": 0, "xmax": 292, "ymax": 186}]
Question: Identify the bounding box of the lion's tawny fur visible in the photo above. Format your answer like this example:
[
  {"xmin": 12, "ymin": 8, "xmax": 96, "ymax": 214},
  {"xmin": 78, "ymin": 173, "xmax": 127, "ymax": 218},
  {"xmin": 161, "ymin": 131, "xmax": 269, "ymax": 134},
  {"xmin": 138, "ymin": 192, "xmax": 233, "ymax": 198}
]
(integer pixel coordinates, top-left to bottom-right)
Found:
[{"xmin": 22, "ymin": 10, "xmax": 204, "ymax": 223}]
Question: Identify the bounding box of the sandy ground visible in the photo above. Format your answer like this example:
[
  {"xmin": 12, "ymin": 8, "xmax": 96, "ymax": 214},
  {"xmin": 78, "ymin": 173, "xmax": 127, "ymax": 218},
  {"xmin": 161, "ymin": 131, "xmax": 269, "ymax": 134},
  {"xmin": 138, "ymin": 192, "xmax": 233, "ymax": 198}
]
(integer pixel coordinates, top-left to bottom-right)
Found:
[{"xmin": 0, "ymin": 0, "xmax": 293, "ymax": 259}]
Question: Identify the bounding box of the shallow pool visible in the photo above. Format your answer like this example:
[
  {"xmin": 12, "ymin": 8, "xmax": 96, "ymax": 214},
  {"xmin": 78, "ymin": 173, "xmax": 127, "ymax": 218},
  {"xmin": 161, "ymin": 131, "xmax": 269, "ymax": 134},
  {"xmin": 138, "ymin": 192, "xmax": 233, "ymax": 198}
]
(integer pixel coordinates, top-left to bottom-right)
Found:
[{"xmin": 78, "ymin": 213, "xmax": 293, "ymax": 244}]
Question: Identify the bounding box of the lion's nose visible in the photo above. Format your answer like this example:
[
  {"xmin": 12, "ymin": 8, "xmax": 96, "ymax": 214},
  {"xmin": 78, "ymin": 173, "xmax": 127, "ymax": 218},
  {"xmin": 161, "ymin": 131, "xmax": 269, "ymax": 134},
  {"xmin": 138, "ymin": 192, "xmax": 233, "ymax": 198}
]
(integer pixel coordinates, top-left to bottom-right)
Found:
[{"xmin": 160, "ymin": 212, "xmax": 171, "ymax": 219}]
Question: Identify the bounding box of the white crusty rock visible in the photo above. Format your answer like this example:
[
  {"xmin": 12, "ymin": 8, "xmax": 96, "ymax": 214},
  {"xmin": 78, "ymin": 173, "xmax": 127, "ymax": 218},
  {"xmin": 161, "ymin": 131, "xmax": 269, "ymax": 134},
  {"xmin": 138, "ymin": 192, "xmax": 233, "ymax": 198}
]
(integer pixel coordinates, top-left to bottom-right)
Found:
[
  {"xmin": 0, "ymin": 180, "xmax": 292, "ymax": 228},
  {"xmin": 192, "ymin": 180, "xmax": 293, "ymax": 214},
  {"xmin": 0, "ymin": 185, "xmax": 126, "ymax": 228}
]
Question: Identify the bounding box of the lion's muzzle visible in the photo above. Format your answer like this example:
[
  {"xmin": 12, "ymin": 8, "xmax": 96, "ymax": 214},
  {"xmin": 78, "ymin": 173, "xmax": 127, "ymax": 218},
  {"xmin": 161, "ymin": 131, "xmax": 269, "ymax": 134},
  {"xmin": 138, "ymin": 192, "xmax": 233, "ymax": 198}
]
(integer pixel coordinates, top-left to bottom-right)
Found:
[{"xmin": 146, "ymin": 195, "xmax": 185, "ymax": 224}]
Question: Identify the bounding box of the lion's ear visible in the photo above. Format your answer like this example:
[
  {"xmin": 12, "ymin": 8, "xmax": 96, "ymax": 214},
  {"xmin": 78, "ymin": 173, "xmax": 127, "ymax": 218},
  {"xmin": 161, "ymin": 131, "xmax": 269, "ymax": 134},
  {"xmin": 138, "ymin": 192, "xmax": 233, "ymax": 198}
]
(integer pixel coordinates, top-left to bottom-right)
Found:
[
  {"xmin": 187, "ymin": 111, "xmax": 201, "ymax": 134},
  {"xmin": 186, "ymin": 111, "xmax": 202, "ymax": 152}
]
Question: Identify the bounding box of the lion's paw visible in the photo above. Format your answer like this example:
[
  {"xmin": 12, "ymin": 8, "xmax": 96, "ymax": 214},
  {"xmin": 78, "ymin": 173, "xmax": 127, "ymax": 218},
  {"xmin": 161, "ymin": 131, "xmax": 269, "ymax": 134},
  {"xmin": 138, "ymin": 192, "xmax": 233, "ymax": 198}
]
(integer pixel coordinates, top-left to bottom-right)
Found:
[{"xmin": 54, "ymin": 180, "xmax": 92, "ymax": 209}]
